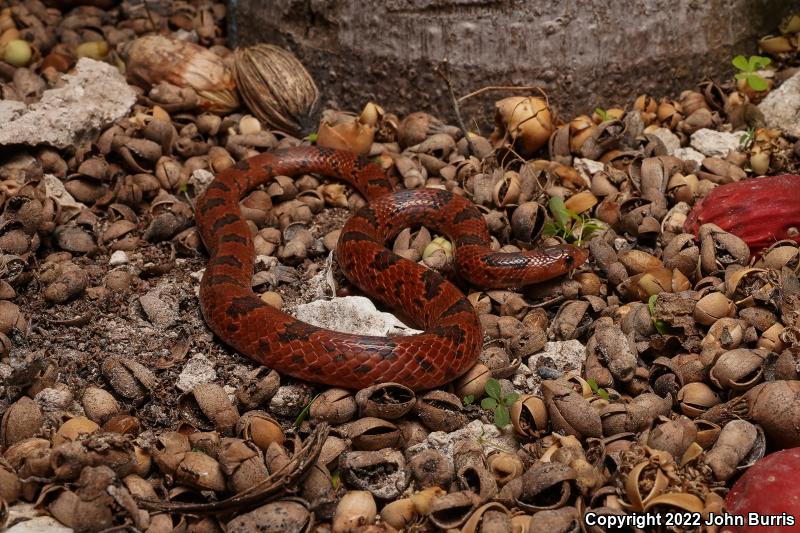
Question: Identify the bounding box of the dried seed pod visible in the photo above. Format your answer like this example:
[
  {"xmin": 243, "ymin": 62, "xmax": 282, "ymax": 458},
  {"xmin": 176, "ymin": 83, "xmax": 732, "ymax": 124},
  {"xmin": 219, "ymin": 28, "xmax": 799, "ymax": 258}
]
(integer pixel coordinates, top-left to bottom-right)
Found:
[
  {"xmin": 81, "ymin": 387, "xmax": 120, "ymax": 425},
  {"xmin": 178, "ymin": 383, "xmax": 240, "ymax": 434},
  {"xmin": 339, "ymin": 417, "xmax": 401, "ymax": 451},
  {"xmin": 228, "ymin": 500, "xmax": 312, "ymax": 532},
  {"xmin": 693, "ymin": 292, "xmax": 736, "ymax": 326},
  {"xmin": 428, "ymin": 490, "xmax": 480, "ymax": 529},
  {"xmin": 152, "ymin": 431, "xmax": 191, "ymax": 478},
  {"xmin": 600, "ymin": 393, "xmax": 672, "ymax": 435},
  {"xmin": 340, "ymin": 449, "xmax": 409, "ymax": 500},
  {"xmin": 235, "ymin": 367, "xmax": 280, "ymax": 411},
  {"xmin": 646, "ymin": 416, "xmax": 697, "ymax": 459},
  {"xmin": 461, "ymin": 502, "xmax": 513, "ymax": 533},
  {"xmin": 237, "ymin": 410, "xmax": 284, "ymax": 450},
  {"xmin": 408, "ymin": 448, "xmax": 453, "ymax": 488},
  {"xmin": 355, "ymin": 383, "xmax": 415, "ymax": 420},
  {"xmin": 490, "ymin": 96, "xmax": 553, "ymax": 156},
  {"xmin": 705, "ymin": 419, "xmax": 758, "ymax": 481},
  {"xmin": 742, "ymin": 380, "xmax": 800, "ymax": 448},
  {"xmin": 310, "ymin": 388, "xmax": 357, "ymax": 425},
  {"xmin": 332, "ymin": 491, "xmax": 377, "ymax": 533},
  {"xmin": 380, "ymin": 497, "xmax": 418, "ymax": 530},
  {"xmin": 397, "ymin": 112, "xmax": 461, "ymax": 148},
  {"xmin": 586, "ymin": 318, "xmax": 638, "ymax": 384},
  {"xmin": 123, "ymin": 35, "xmax": 238, "ymax": 113},
  {"xmin": 542, "ymin": 380, "xmax": 602, "ymax": 439},
  {"xmin": 101, "ymin": 356, "xmax": 156, "ymax": 404},
  {"xmin": 316, "ymin": 106, "xmax": 377, "ymax": 156},
  {"xmin": 454, "ymin": 363, "xmax": 492, "ymax": 400},
  {"xmin": 512, "ymin": 461, "xmax": 578, "ymax": 512},
  {"xmin": 414, "ymin": 390, "xmax": 468, "ymax": 432},
  {"xmin": 709, "ymin": 348, "xmax": 768, "ymax": 391},
  {"xmin": 699, "ymin": 223, "xmax": 750, "ymax": 273},
  {"xmin": 1, "ymin": 396, "xmax": 43, "ymax": 448},
  {"xmin": 677, "ymin": 382, "xmax": 721, "ymax": 417},
  {"xmin": 454, "ymin": 440, "xmax": 498, "ymax": 502},
  {"xmin": 486, "ymin": 452, "xmax": 524, "ymax": 486},
  {"xmin": 510, "ymin": 394, "xmax": 548, "ymax": 439}
]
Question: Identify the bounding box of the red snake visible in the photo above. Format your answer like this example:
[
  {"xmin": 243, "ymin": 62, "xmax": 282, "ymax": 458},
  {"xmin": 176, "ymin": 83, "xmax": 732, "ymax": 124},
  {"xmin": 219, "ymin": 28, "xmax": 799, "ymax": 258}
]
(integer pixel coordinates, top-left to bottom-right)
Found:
[{"xmin": 195, "ymin": 146, "xmax": 588, "ymax": 390}]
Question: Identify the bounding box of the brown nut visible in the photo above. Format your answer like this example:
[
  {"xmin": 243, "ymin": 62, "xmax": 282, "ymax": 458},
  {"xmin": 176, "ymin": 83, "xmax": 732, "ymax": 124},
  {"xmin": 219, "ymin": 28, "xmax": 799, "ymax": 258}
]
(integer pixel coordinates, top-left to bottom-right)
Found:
[
  {"xmin": 340, "ymin": 448, "xmax": 409, "ymax": 500},
  {"xmin": 338, "ymin": 417, "xmax": 401, "ymax": 451},
  {"xmin": 408, "ymin": 448, "xmax": 454, "ymax": 488},
  {"xmin": 310, "ymin": 388, "xmax": 357, "ymax": 425},
  {"xmin": 677, "ymin": 382, "xmax": 721, "ymax": 417},
  {"xmin": 1, "ymin": 396, "xmax": 43, "ymax": 448},
  {"xmin": 235, "ymin": 367, "xmax": 280, "ymax": 411},
  {"xmin": 178, "ymin": 383, "xmax": 240, "ymax": 434},
  {"xmin": 693, "ymin": 292, "xmax": 736, "ymax": 326},
  {"xmin": 510, "ymin": 394, "xmax": 548, "ymax": 439},
  {"xmin": 237, "ymin": 410, "xmax": 284, "ymax": 450}
]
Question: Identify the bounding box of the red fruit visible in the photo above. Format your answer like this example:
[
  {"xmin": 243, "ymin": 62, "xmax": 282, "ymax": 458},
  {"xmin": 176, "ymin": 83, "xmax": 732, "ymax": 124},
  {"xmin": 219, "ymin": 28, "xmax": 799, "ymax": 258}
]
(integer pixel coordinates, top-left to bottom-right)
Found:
[
  {"xmin": 684, "ymin": 174, "xmax": 800, "ymax": 254},
  {"xmin": 725, "ymin": 448, "xmax": 800, "ymax": 532}
]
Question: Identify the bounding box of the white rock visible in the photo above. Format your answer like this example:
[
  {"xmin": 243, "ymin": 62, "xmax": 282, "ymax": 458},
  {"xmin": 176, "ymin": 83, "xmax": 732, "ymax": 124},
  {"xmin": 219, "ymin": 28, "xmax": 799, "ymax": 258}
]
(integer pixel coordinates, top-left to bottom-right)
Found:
[
  {"xmin": 673, "ymin": 147, "xmax": 706, "ymax": 166},
  {"xmin": 647, "ymin": 127, "xmax": 681, "ymax": 154},
  {"xmin": 290, "ymin": 296, "xmax": 422, "ymax": 337},
  {"xmin": 6, "ymin": 505, "xmax": 71, "ymax": 533},
  {"xmin": 177, "ymin": 354, "xmax": 217, "ymax": 392},
  {"xmin": 521, "ymin": 340, "xmax": 587, "ymax": 395},
  {"xmin": 109, "ymin": 250, "xmax": 129, "ymax": 266},
  {"xmin": 689, "ymin": 129, "xmax": 742, "ymax": 157},
  {"xmin": 406, "ymin": 419, "xmax": 518, "ymax": 461},
  {"xmin": 759, "ymin": 70, "xmax": 800, "ymax": 138},
  {"xmin": 43, "ymin": 175, "xmax": 83, "ymax": 220},
  {"xmin": 0, "ymin": 58, "xmax": 135, "ymax": 148}
]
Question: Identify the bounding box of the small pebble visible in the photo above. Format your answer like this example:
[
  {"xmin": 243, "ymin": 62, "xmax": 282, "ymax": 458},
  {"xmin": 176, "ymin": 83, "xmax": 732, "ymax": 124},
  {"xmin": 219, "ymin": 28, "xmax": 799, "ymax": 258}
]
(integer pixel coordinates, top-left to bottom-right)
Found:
[{"xmin": 109, "ymin": 250, "xmax": 129, "ymax": 266}]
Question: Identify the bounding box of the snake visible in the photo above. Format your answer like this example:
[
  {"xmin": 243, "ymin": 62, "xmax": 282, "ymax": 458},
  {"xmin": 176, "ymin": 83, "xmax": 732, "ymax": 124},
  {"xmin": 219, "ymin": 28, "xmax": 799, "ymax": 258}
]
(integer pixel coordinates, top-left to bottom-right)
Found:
[{"xmin": 195, "ymin": 146, "xmax": 588, "ymax": 391}]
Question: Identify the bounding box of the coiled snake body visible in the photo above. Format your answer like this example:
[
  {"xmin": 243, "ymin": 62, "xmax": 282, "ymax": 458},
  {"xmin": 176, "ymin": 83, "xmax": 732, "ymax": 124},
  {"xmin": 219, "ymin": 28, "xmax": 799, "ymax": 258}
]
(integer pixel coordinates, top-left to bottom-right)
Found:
[{"xmin": 196, "ymin": 146, "xmax": 587, "ymax": 390}]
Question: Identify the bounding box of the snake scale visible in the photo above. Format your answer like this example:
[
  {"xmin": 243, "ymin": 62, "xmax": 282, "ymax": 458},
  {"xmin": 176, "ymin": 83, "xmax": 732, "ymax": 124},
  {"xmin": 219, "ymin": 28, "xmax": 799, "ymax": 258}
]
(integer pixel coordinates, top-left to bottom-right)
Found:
[{"xmin": 195, "ymin": 146, "xmax": 588, "ymax": 390}]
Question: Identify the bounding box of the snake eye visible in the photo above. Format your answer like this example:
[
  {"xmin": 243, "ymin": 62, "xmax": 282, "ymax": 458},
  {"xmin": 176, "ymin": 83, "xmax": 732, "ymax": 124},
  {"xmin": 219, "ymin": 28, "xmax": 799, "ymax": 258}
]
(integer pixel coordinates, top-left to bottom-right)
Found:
[{"xmin": 564, "ymin": 255, "xmax": 574, "ymax": 267}]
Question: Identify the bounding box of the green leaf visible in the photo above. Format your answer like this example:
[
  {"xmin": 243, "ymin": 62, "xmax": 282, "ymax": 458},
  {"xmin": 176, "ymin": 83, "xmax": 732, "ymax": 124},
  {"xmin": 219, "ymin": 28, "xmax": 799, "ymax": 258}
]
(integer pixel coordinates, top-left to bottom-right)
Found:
[
  {"xmin": 648, "ymin": 294, "xmax": 658, "ymax": 316},
  {"xmin": 732, "ymin": 55, "xmax": 750, "ymax": 72},
  {"xmin": 331, "ymin": 469, "xmax": 340, "ymax": 488},
  {"xmin": 481, "ymin": 397, "xmax": 498, "ymax": 410},
  {"xmin": 294, "ymin": 393, "xmax": 320, "ymax": 427},
  {"xmin": 307, "ymin": 132, "xmax": 319, "ymax": 143},
  {"xmin": 494, "ymin": 405, "xmax": 511, "ymax": 428},
  {"xmin": 734, "ymin": 72, "xmax": 748, "ymax": 81},
  {"xmin": 548, "ymin": 196, "xmax": 572, "ymax": 228},
  {"xmin": 463, "ymin": 394, "xmax": 474, "ymax": 405},
  {"xmin": 586, "ymin": 377, "xmax": 599, "ymax": 393},
  {"xmin": 504, "ymin": 392, "xmax": 520, "ymax": 406},
  {"xmin": 750, "ymin": 55, "xmax": 772, "ymax": 70},
  {"xmin": 594, "ymin": 107, "xmax": 609, "ymax": 121},
  {"xmin": 597, "ymin": 387, "xmax": 609, "ymax": 401},
  {"xmin": 747, "ymin": 73, "xmax": 768, "ymax": 92},
  {"xmin": 542, "ymin": 220, "xmax": 559, "ymax": 237},
  {"xmin": 485, "ymin": 378, "xmax": 502, "ymax": 400}
]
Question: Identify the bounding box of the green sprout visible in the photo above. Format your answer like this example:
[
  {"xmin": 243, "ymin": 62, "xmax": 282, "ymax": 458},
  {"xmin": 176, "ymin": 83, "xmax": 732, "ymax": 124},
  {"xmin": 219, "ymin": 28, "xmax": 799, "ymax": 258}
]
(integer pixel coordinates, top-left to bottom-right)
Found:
[
  {"xmin": 306, "ymin": 132, "xmax": 319, "ymax": 144},
  {"xmin": 739, "ymin": 126, "xmax": 756, "ymax": 150},
  {"xmin": 732, "ymin": 55, "xmax": 772, "ymax": 91},
  {"xmin": 586, "ymin": 378, "xmax": 609, "ymax": 401},
  {"xmin": 542, "ymin": 196, "xmax": 605, "ymax": 246},
  {"xmin": 648, "ymin": 294, "xmax": 676, "ymax": 335},
  {"xmin": 480, "ymin": 378, "xmax": 519, "ymax": 428},
  {"xmin": 462, "ymin": 394, "xmax": 475, "ymax": 405},
  {"xmin": 594, "ymin": 107, "xmax": 610, "ymax": 122},
  {"xmin": 293, "ymin": 393, "xmax": 320, "ymax": 427}
]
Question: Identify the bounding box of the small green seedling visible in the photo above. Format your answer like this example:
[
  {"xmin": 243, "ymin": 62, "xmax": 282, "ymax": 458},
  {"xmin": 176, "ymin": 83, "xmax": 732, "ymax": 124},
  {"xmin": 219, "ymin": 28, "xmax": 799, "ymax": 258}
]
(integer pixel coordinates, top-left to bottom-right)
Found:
[
  {"xmin": 648, "ymin": 294, "xmax": 676, "ymax": 335},
  {"xmin": 586, "ymin": 378, "xmax": 609, "ymax": 401},
  {"xmin": 732, "ymin": 55, "xmax": 772, "ymax": 91},
  {"xmin": 306, "ymin": 132, "xmax": 319, "ymax": 144},
  {"xmin": 480, "ymin": 378, "xmax": 519, "ymax": 428},
  {"xmin": 293, "ymin": 393, "xmax": 320, "ymax": 427},
  {"xmin": 594, "ymin": 107, "xmax": 610, "ymax": 122},
  {"xmin": 542, "ymin": 196, "xmax": 605, "ymax": 246},
  {"xmin": 462, "ymin": 394, "xmax": 475, "ymax": 405},
  {"xmin": 739, "ymin": 126, "xmax": 756, "ymax": 151}
]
